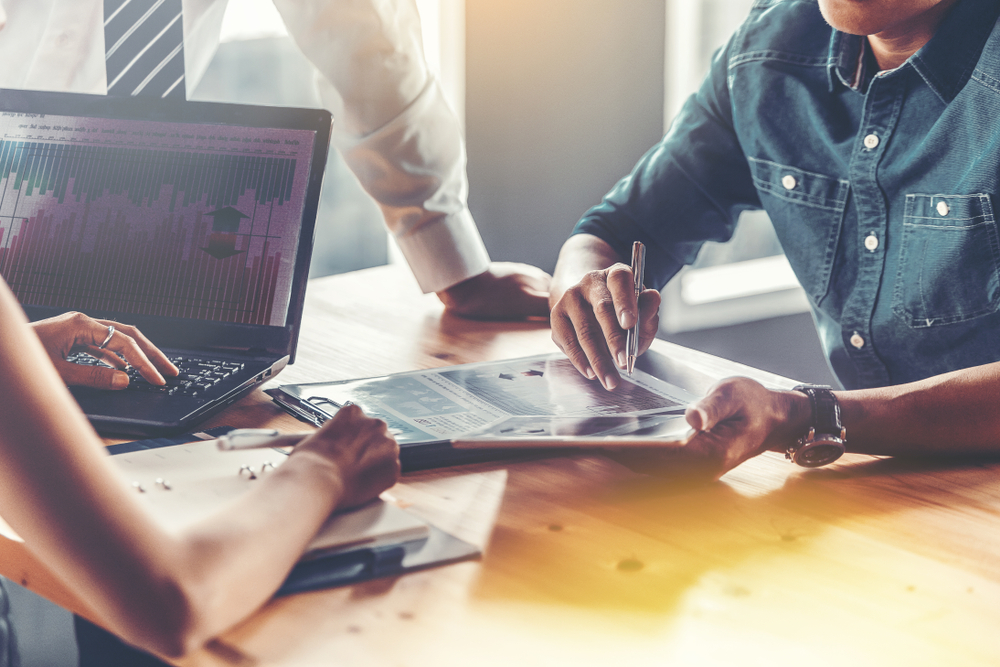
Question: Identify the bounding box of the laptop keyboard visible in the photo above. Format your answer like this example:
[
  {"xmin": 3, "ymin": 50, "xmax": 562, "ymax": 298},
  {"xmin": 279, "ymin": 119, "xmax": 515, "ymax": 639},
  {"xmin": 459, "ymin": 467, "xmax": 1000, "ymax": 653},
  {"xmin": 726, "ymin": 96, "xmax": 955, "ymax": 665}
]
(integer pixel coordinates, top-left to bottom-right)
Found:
[{"xmin": 67, "ymin": 353, "xmax": 245, "ymax": 397}]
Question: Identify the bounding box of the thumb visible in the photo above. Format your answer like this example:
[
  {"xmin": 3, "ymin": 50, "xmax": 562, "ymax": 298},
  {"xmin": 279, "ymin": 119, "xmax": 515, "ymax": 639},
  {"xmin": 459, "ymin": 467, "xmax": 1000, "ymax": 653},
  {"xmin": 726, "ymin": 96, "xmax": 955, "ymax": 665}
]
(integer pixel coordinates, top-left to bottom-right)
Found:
[
  {"xmin": 686, "ymin": 392, "xmax": 726, "ymax": 432},
  {"xmin": 55, "ymin": 360, "xmax": 130, "ymax": 390}
]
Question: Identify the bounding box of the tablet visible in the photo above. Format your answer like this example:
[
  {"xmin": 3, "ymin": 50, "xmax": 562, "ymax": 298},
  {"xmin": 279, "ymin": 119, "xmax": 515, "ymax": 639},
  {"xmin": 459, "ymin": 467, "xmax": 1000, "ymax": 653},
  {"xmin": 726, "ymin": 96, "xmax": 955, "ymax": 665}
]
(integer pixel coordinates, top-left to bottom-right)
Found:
[{"xmin": 450, "ymin": 412, "xmax": 692, "ymax": 449}]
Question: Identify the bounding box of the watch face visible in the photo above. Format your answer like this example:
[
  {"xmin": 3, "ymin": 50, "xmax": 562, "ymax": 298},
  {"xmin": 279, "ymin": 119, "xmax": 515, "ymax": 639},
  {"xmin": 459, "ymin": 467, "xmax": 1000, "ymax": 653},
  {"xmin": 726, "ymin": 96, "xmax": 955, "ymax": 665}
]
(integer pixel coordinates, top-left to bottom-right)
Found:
[{"xmin": 794, "ymin": 439, "xmax": 845, "ymax": 467}]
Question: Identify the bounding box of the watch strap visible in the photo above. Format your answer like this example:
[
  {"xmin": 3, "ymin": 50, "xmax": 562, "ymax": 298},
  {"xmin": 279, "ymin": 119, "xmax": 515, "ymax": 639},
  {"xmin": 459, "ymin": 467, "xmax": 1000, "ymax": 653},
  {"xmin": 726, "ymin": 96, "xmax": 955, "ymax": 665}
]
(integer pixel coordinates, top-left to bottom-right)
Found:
[{"xmin": 792, "ymin": 384, "xmax": 843, "ymax": 436}]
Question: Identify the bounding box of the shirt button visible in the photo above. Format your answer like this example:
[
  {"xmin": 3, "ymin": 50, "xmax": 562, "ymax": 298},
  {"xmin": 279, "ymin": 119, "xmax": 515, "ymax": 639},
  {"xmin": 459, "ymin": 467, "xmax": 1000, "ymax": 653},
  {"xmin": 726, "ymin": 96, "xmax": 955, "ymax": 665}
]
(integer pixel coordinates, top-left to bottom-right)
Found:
[
  {"xmin": 936, "ymin": 201, "xmax": 950, "ymax": 216},
  {"xmin": 850, "ymin": 333, "xmax": 865, "ymax": 349},
  {"xmin": 864, "ymin": 233, "xmax": 879, "ymax": 251},
  {"xmin": 863, "ymin": 133, "xmax": 880, "ymax": 149},
  {"xmin": 781, "ymin": 174, "xmax": 797, "ymax": 190}
]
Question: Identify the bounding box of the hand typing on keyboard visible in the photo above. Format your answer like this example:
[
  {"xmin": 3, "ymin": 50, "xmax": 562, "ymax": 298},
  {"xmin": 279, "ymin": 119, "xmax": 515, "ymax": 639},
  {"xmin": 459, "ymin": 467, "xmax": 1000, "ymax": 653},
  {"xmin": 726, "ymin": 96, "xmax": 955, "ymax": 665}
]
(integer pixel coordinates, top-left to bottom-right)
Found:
[
  {"xmin": 29, "ymin": 312, "xmax": 179, "ymax": 391},
  {"xmin": 117, "ymin": 356, "xmax": 245, "ymax": 397}
]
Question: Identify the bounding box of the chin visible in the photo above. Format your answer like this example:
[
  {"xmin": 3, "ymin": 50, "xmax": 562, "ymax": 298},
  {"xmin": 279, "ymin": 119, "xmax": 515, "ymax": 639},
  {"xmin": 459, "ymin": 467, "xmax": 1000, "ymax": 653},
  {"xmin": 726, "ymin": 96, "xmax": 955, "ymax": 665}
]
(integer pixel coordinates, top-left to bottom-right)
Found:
[{"xmin": 817, "ymin": 0, "xmax": 890, "ymax": 36}]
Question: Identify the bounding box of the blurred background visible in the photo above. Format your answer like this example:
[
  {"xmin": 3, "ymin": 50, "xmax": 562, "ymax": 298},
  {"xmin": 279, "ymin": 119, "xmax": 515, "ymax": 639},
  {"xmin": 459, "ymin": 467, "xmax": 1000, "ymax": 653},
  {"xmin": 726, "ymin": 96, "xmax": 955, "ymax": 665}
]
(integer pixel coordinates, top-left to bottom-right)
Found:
[{"xmin": 187, "ymin": 0, "xmax": 837, "ymax": 385}]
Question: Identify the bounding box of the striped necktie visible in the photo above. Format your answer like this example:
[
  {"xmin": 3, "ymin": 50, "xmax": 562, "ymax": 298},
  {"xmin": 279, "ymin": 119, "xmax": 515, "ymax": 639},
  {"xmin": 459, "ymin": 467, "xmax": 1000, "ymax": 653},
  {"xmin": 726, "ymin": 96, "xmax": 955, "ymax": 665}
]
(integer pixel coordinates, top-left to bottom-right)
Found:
[{"xmin": 104, "ymin": 0, "xmax": 186, "ymax": 98}]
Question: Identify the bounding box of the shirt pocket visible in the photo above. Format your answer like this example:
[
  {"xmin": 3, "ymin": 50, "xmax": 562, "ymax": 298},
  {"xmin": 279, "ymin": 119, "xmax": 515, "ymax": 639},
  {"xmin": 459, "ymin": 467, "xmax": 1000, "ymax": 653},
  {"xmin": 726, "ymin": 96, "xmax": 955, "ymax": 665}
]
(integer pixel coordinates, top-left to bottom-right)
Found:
[
  {"xmin": 892, "ymin": 193, "xmax": 1000, "ymax": 328},
  {"xmin": 748, "ymin": 157, "xmax": 849, "ymax": 304}
]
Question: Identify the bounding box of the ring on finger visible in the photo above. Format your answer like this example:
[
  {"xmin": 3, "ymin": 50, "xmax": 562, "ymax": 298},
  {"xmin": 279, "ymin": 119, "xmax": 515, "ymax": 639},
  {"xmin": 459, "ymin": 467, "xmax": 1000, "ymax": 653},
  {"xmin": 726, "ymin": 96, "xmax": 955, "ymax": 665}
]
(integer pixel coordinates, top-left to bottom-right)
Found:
[{"xmin": 98, "ymin": 325, "xmax": 115, "ymax": 350}]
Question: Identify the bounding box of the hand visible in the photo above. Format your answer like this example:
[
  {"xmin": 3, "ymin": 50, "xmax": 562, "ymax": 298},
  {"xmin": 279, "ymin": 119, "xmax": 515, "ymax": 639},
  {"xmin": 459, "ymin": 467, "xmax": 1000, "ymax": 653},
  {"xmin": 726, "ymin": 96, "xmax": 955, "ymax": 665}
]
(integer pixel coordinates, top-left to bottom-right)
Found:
[
  {"xmin": 550, "ymin": 262, "xmax": 661, "ymax": 391},
  {"xmin": 606, "ymin": 378, "xmax": 810, "ymax": 481},
  {"xmin": 437, "ymin": 262, "xmax": 552, "ymax": 320},
  {"xmin": 293, "ymin": 404, "xmax": 401, "ymax": 510},
  {"xmin": 29, "ymin": 312, "xmax": 179, "ymax": 390}
]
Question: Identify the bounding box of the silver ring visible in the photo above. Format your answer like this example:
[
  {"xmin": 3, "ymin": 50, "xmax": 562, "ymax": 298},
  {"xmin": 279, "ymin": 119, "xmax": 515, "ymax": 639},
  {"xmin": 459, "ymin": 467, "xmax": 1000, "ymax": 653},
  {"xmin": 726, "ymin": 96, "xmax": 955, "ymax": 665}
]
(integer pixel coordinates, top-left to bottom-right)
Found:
[{"xmin": 97, "ymin": 325, "xmax": 115, "ymax": 350}]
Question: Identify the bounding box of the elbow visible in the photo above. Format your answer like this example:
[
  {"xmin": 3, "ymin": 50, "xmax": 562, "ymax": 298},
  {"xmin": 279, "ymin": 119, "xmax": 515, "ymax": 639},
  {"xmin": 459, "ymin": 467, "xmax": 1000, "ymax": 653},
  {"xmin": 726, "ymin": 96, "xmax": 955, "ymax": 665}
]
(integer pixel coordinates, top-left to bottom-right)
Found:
[{"xmin": 117, "ymin": 578, "xmax": 216, "ymax": 660}]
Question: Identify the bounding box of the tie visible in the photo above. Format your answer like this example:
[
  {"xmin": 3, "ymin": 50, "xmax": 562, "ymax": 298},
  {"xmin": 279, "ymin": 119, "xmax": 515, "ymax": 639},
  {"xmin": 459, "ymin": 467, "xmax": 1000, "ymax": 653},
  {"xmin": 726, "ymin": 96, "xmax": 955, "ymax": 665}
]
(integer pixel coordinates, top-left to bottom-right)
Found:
[{"xmin": 104, "ymin": 0, "xmax": 186, "ymax": 98}]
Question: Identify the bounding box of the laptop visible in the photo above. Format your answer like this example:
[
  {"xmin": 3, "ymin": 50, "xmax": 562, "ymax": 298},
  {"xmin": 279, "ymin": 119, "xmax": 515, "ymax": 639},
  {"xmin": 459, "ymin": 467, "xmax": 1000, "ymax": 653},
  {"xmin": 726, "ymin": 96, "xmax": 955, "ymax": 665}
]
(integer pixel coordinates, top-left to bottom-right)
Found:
[{"xmin": 0, "ymin": 89, "xmax": 332, "ymax": 436}]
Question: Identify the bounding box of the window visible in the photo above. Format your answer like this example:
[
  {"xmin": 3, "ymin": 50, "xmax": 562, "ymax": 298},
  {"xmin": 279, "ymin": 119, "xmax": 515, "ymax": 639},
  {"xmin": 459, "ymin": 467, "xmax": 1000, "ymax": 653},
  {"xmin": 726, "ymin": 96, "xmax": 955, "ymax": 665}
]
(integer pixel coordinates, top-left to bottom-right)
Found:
[{"xmin": 660, "ymin": 0, "xmax": 809, "ymax": 333}]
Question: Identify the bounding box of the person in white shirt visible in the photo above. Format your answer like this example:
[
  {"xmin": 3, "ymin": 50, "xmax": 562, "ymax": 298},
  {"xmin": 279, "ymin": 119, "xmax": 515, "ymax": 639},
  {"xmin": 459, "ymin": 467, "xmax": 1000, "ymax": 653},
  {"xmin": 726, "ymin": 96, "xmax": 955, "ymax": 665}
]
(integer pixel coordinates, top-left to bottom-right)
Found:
[{"xmin": 0, "ymin": 0, "xmax": 551, "ymax": 319}]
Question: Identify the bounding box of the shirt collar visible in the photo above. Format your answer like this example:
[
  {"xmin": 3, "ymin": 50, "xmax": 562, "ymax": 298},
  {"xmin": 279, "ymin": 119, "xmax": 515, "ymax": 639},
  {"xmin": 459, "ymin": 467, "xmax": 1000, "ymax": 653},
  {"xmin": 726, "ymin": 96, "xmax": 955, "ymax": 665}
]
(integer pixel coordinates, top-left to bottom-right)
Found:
[
  {"xmin": 827, "ymin": 31, "xmax": 867, "ymax": 93},
  {"xmin": 827, "ymin": 0, "xmax": 1000, "ymax": 103}
]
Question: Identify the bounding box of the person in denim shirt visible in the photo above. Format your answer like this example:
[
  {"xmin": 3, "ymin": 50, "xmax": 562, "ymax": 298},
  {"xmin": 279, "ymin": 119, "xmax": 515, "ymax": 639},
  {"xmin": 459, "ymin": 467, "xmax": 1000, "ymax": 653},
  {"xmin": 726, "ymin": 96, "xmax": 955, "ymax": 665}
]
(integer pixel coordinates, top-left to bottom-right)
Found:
[{"xmin": 549, "ymin": 0, "xmax": 1000, "ymax": 477}]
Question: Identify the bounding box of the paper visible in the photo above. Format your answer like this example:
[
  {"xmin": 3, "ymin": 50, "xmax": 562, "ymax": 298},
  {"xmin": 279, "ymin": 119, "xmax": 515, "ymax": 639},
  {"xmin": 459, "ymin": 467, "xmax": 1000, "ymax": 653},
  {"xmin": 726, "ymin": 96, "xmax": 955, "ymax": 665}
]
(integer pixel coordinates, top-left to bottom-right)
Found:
[
  {"xmin": 110, "ymin": 441, "xmax": 429, "ymax": 557},
  {"xmin": 271, "ymin": 353, "xmax": 698, "ymax": 444}
]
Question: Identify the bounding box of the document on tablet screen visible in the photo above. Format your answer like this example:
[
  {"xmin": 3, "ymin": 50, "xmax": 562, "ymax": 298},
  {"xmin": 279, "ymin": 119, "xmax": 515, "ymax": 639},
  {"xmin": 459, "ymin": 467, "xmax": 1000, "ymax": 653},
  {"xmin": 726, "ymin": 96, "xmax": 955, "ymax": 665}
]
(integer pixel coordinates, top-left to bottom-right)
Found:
[{"xmin": 270, "ymin": 354, "xmax": 699, "ymax": 445}]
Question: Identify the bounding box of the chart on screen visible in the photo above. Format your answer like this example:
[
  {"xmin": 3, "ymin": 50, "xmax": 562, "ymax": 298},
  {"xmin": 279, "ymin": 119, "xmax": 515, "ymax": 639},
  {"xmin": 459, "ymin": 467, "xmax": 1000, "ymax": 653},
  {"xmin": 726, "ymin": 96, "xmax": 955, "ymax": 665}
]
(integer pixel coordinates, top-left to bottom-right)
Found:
[{"xmin": 0, "ymin": 112, "xmax": 314, "ymax": 325}]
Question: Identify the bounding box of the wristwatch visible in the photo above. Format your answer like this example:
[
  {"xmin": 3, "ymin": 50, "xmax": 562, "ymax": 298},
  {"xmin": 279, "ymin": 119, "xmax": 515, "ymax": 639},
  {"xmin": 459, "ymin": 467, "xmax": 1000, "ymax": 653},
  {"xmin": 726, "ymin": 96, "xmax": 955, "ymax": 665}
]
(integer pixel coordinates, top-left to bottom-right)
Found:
[{"xmin": 787, "ymin": 384, "xmax": 846, "ymax": 467}]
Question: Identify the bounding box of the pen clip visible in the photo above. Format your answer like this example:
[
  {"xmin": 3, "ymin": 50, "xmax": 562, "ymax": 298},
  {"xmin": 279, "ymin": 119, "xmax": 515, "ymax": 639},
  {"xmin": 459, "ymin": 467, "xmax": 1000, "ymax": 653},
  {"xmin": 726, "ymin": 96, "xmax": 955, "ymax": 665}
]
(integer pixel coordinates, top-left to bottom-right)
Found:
[{"xmin": 631, "ymin": 241, "xmax": 646, "ymax": 293}]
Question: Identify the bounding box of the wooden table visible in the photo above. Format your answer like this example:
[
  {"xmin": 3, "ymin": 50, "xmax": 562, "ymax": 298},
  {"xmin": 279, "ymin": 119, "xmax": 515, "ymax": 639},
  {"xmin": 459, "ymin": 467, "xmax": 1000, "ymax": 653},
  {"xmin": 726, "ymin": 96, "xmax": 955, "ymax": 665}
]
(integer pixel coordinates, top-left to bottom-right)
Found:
[{"xmin": 5, "ymin": 264, "xmax": 1000, "ymax": 666}]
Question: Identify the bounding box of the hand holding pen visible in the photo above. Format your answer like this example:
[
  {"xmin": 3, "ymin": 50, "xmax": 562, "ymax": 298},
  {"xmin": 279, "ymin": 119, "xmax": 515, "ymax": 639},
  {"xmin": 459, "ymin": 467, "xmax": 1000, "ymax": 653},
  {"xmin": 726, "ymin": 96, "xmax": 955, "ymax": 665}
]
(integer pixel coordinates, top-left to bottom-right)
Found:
[
  {"xmin": 625, "ymin": 241, "xmax": 646, "ymax": 376},
  {"xmin": 548, "ymin": 235, "xmax": 661, "ymax": 391}
]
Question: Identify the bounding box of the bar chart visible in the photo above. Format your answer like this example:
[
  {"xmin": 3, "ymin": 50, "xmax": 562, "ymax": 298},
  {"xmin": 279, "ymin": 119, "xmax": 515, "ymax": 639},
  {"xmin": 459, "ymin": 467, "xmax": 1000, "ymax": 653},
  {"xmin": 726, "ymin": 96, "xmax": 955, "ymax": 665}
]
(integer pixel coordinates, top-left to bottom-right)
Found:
[{"xmin": 0, "ymin": 123, "xmax": 311, "ymax": 326}]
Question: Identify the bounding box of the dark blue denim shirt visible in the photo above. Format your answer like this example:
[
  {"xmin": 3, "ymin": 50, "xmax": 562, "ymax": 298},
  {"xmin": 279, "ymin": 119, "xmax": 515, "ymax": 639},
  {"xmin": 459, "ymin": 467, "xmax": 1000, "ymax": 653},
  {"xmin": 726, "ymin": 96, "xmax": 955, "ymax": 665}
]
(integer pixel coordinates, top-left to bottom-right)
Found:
[{"xmin": 575, "ymin": 0, "xmax": 1000, "ymax": 390}]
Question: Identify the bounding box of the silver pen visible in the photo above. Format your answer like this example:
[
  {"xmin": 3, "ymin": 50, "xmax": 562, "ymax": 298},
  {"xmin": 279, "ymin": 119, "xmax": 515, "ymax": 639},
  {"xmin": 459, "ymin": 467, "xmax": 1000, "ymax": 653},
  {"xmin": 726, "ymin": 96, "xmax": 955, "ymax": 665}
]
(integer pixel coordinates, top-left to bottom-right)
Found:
[
  {"xmin": 625, "ymin": 241, "xmax": 646, "ymax": 376},
  {"xmin": 217, "ymin": 428, "xmax": 312, "ymax": 451}
]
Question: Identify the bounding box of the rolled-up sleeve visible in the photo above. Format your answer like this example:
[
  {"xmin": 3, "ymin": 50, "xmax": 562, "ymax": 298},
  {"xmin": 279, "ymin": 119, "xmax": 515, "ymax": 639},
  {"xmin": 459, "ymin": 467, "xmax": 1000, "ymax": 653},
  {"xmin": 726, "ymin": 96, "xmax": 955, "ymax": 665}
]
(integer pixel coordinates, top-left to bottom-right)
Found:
[
  {"xmin": 274, "ymin": 0, "xmax": 490, "ymax": 293},
  {"xmin": 574, "ymin": 41, "xmax": 761, "ymax": 290}
]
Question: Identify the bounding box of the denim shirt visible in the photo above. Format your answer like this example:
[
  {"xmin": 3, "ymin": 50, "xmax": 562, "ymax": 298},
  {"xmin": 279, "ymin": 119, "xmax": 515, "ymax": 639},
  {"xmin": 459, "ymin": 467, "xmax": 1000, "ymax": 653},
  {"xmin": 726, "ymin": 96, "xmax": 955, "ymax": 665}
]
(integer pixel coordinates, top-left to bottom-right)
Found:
[{"xmin": 575, "ymin": 0, "xmax": 1000, "ymax": 390}]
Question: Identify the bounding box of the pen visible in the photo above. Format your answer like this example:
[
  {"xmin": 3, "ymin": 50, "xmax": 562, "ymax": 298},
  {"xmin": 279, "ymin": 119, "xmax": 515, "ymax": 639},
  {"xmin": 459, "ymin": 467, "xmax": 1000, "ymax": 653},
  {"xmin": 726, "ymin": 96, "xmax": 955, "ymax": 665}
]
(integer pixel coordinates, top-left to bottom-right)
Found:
[
  {"xmin": 625, "ymin": 241, "xmax": 646, "ymax": 376},
  {"xmin": 217, "ymin": 428, "xmax": 311, "ymax": 451}
]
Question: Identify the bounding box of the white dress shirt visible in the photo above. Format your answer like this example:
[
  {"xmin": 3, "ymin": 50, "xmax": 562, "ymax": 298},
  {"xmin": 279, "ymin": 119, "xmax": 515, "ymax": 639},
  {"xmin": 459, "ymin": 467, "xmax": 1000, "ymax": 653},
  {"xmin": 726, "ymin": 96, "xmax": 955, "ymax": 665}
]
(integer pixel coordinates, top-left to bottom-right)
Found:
[{"xmin": 0, "ymin": 0, "xmax": 490, "ymax": 293}]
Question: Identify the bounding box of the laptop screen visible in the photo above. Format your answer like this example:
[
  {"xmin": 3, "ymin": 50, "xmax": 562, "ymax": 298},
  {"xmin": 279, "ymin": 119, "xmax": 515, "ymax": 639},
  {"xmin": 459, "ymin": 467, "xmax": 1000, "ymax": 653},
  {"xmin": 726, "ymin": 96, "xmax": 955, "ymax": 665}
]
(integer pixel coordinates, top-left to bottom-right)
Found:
[
  {"xmin": 0, "ymin": 89, "xmax": 331, "ymax": 359},
  {"xmin": 0, "ymin": 111, "xmax": 315, "ymax": 328}
]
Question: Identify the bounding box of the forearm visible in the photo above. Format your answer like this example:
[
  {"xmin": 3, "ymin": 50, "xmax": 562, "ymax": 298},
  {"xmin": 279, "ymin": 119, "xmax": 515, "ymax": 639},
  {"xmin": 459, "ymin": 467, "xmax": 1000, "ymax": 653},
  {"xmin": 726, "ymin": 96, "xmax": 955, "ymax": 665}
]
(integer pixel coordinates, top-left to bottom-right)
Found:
[
  {"xmin": 836, "ymin": 362, "xmax": 1000, "ymax": 455},
  {"xmin": 0, "ymin": 282, "xmax": 367, "ymax": 658},
  {"xmin": 273, "ymin": 0, "xmax": 428, "ymax": 136},
  {"xmin": 550, "ymin": 234, "xmax": 626, "ymax": 308},
  {"xmin": 170, "ymin": 452, "xmax": 345, "ymax": 648}
]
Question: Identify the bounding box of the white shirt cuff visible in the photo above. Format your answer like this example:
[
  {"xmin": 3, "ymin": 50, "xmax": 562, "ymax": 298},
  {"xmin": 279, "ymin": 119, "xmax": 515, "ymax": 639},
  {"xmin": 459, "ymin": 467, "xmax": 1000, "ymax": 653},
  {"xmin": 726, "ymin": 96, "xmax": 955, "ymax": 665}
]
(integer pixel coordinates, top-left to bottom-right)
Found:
[
  {"xmin": 392, "ymin": 208, "xmax": 490, "ymax": 294},
  {"xmin": 338, "ymin": 78, "xmax": 491, "ymax": 293}
]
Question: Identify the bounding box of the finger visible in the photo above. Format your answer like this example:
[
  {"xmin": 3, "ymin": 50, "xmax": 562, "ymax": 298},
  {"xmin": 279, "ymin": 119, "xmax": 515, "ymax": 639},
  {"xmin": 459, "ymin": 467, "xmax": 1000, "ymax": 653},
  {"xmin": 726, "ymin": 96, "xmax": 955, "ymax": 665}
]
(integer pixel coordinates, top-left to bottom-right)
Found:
[
  {"xmin": 54, "ymin": 360, "xmax": 129, "ymax": 390},
  {"xmin": 101, "ymin": 321, "xmax": 178, "ymax": 378},
  {"xmin": 606, "ymin": 264, "xmax": 639, "ymax": 329},
  {"xmin": 686, "ymin": 388, "xmax": 728, "ymax": 432},
  {"xmin": 101, "ymin": 330, "xmax": 166, "ymax": 385},
  {"xmin": 637, "ymin": 289, "xmax": 662, "ymax": 354},
  {"xmin": 550, "ymin": 299, "xmax": 597, "ymax": 381},
  {"xmin": 681, "ymin": 413, "xmax": 771, "ymax": 480},
  {"xmin": 566, "ymin": 294, "xmax": 621, "ymax": 390},
  {"xmin": 79, "ymin": 345, "xmax": 127, "ymax": 370},
  {"xmin": 331, "ymin": 402, "xmax": 366, "ymax": 426},
  {"xmin": 551, "ymin": 313, "xmax": 597, "ymax": 380},
  {"xmin": 685, "ymin": 404, "xmax": 711, "ymax": 432},
  {"xmin": 81, "ymin": 315, "xmax": 117, "ymax": 349}
]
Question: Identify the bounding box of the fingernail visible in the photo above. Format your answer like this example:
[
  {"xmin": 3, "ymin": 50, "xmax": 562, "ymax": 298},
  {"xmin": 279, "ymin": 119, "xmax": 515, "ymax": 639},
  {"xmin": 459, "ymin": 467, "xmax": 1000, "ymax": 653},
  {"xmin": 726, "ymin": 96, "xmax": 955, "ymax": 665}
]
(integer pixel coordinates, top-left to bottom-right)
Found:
[
  {"xmin": 585, "ymin": 367, "xmax": 596, "ymax": 380},
  {"xmin": 617, "ymin": 350, "xmax": 627, "ymax": 368},
  {"xmin": 112, "ymin": 373, "xmax": 129, "ymax": 390},
  {"xmin": 619, "ymin": 312, "xmax": 628, "ymax": 328},
  {"xmin": 604, "ymin": 375, "xmax": 618, "ymax": 391}
]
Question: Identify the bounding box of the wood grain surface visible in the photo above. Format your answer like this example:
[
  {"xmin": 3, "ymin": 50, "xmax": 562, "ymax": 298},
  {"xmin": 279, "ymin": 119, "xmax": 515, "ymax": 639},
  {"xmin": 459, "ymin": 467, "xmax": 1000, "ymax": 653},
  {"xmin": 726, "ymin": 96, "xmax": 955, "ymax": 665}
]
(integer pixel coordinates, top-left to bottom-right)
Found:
[{"xmin": 3, "ymin": 265, "xmax": 999, "ymax": 667}]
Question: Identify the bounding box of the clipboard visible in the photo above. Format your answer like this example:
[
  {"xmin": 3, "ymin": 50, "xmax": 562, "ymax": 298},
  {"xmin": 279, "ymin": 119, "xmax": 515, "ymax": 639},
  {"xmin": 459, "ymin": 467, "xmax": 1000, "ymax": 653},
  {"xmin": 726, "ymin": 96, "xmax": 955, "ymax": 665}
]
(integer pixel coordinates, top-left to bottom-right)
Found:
[
  {"xmin": 266, "ymin": 352, "xmax": 698, "ymax": 470},
  {"xmin": 107, "ymin": 428, "xmax": 480, "ymax": 594}
]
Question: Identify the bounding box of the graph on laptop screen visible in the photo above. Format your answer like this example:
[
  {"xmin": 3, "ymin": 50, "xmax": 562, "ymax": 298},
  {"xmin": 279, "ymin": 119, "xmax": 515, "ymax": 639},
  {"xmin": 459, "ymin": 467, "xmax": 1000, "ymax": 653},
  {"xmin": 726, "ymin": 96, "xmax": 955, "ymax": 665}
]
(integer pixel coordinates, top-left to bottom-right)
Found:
[{"xmin": 0, "ymin": 112, "xmax": 315, "ymax": 326}]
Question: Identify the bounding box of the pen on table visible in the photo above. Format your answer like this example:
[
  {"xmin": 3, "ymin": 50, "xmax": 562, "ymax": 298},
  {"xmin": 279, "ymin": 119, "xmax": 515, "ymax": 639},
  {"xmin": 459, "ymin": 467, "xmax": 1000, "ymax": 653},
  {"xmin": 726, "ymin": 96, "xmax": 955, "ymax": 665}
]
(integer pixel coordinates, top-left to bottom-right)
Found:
[
  {"xmin": 217, "ymin": 428, "xmax": 311, "ymax": 450},
  {"xmin": 625, "ymin": 240, "xmax": 646, "ymax": 376}
]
